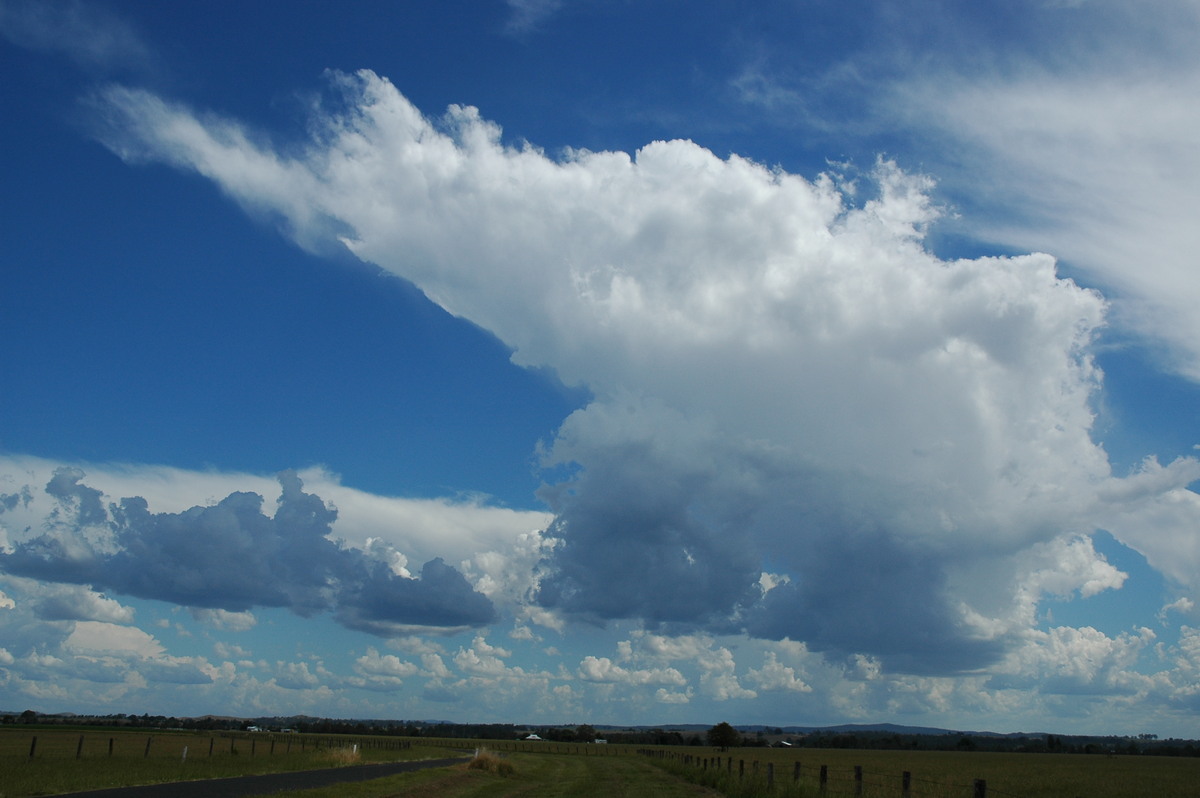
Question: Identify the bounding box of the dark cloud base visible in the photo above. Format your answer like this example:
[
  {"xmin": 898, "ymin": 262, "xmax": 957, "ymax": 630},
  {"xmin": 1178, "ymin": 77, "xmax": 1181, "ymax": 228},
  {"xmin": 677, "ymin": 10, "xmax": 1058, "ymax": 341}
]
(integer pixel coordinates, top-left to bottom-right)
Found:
[{"xmin": 0, "ymin": 469, "xmax": 495, "ymax": 632}]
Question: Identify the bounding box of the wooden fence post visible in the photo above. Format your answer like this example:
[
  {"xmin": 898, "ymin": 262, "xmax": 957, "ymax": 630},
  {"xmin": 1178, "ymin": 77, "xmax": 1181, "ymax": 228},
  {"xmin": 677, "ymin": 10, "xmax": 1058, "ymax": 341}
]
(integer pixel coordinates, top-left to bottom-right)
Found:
[
  {"xmin": 76, "ymin": 734, "xmax": 84, "ymax": 760},
  {"xmin": 29, "ymin": 736, "xmax": 37, "ymax": 759},
  {"xmin": 902, "ymin": 770, "xmax": 911, "ymax": 798},
  {"xmin": 768, "ymin": 762, "xmax": 775, "ymax": 788},
  {"xmin": 855, "ymin": 765, "xmax": 863, "ymax": 796},
  {"xmin": 209, "ymin": 737, "xmax": 214, "ymax": 757},
  {"xmin": 819, "ymin": 764, "xmax": 828, "ymax": 793},
  {"xmin": 109, "ymin": 737, "xmax": 114, "ymax": 757},
  {"xmin": 974, "ymin": 779, "xmax": 987, "ymax": 798},
  {"xmin": 144, "ymin": 736, "xmax": 153, "ymax": 758},
  {"xmin": 794, "ymin": 761, "xmax": 801, "ymax": 782}
]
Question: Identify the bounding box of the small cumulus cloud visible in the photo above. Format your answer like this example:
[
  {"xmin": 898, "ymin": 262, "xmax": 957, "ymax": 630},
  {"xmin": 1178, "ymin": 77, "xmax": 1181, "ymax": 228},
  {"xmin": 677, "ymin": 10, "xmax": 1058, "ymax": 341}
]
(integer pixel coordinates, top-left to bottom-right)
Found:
[
  {"xmin": 453, "ymin": 635, "xmax": 514, "ymax": 678},
  {"xmin": 141, "ymin": 656, "xmax": 216, "ymax": 685},
  {"xmin": 989, "ymin": 625, "xmax": 1156, "ymax": 696},
  {"xmin": 274, "ymin": 661, "xmax": 323, "ymax": 690},
  {"xmin": 1158, "ymin": 597, "xmax": 1195, "ymax": 625},
  {"xmin": 349, "ymin": 647, "xmax": 420, "ymax": 691},
  {"xmin": 746, "ymin": 651, "xmax": 812, "ymax": 693},
  {"xmin": 191, "ymin": 607, "xmax": 257, "ymax": 632},
  {"xmin": 576, "ymin": 655, "xmax": 687, "ymax": 687},
  {"xmin": 213, "ymin": 641, "xmax": 251, "ymax": 660},
  {"xmin": 65, "ymin": 621, "xmax": 164, "ymax": 658},
  {"xmin": 655, "ymin": 686, "xmax": 693, "ymax": 704},
  {"xmin": 32, "ymin": 585, "xmax": 135, "ymax": 624}
]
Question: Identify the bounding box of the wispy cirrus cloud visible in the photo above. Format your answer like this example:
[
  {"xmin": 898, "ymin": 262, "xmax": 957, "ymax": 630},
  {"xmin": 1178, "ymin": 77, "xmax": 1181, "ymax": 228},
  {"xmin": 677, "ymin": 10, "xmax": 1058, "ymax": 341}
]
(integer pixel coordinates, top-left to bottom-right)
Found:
[
  {"xmin": 0, "ymin": 0, "xmax": 154, "ymax": 73},
  {"xmin": 503, "ymin": 0, "xmax": 563, "ymax": 35}
]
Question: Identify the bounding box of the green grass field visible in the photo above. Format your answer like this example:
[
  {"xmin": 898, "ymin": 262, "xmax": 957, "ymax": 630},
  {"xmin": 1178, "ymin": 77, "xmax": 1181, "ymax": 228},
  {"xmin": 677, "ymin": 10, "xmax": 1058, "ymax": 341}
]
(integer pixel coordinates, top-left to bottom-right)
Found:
[
  {"xmin": 645, "ymin": 745, "xmax": 1200, "ymax": 798},
  {"xmin": 0, "ymin": 727, "xmax": 436, "ymax": 797},
  {"xmin": 256, "ymin": 751, "xmax": 723, "ymax": 798},
  {"xmin": 3, "ymin": 729, "xmax": 1199, "ymax": 798}
]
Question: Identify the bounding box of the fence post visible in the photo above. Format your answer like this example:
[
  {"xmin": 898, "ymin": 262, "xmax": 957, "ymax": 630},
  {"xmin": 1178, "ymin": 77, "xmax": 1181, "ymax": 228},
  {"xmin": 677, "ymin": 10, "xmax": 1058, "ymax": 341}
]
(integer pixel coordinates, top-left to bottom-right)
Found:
[
  {"xmin": 974, "ymin": 779, "xmax": 987, "ymax": 798},
  {"xmin": 109, "ymin": 737, "xmax": 114, "ymax": 757},
  {"xmin": 29, "ymin": 736, "xmax": 37, "ymax": 759},
  {"xmin": 144, "ymin": 736, "xmax": 153, "ymax": 758},
  {"xmin": 819, "ymin": 764, "xmax": 828, "ymax": 793},
  {"xmin": 902, "ymin": 770, "xmax": 911, "ymax": 798},
  {"xmin": 76, "ymin": 734, "xmax": 85, "ymax": 760},
  {"xmin": 768, "ymin": 762, "xmax": 775, "ymax": 788},
  {"xmin": 209, "ymin": 737, "xmax": 214, "ymax": 757},
  {"xmin": 855, "ymin": 765, "xmax": 863, "ymax": 796},
  {"xmin": 794, "ymin": 761, "xmax": 801, "ymax": 782},
  {"xmin": 739, "ymin": 759, "xmax": 745, "ymax": 779},
  {"xmin": 251, "ymin": 739, "xmax": 256, "ymax": 756}
]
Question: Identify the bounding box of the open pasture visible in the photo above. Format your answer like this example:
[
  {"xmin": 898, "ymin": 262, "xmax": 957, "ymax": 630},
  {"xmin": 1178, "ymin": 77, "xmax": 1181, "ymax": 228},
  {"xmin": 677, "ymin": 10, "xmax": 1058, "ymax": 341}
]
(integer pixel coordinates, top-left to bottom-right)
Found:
[
  {"xmin": 254, "ymin": 749, "xmax": 722, "ymax": 798},
  {"xmin": 3, "ymin": 730, "xmax": 1199, "ymax": 798},
  {"xmin": 0, "ymin": 727, "xmax": 428, "ymax": 797},
  {"xmin": 644, "ymin": 745, "xmax": 1200, "ymax": 798}
]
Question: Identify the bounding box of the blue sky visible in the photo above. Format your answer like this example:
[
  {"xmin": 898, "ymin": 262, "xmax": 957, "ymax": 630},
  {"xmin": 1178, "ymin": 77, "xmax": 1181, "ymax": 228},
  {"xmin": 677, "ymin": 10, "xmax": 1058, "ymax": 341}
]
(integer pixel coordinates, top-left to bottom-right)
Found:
[{"xmin": 3, "ymin": 0, "xmax": 1200, "ymax": 736}]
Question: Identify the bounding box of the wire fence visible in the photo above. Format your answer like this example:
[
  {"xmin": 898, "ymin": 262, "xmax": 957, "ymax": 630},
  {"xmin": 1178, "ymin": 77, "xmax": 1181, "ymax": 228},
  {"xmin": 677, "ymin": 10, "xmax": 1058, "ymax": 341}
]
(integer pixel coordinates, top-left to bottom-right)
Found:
[{"xmin": 639, "ymin": 749, "xmax": 1025, "ymax": 798}]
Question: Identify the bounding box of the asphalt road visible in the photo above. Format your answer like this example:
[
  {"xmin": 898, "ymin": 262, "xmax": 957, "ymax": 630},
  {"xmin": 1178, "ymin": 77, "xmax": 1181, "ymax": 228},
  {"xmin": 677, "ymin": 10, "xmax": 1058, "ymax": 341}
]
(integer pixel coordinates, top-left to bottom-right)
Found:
[{"xmin": 57, "ymin": 756, "xmax": 469, "ymax": 797}]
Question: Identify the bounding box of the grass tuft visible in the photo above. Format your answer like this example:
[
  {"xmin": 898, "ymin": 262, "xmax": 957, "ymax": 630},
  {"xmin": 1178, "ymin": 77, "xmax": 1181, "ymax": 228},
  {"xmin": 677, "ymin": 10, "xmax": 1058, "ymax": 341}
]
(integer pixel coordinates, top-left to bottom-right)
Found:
[
  {"xmin": 467, "ymin": 748, "xmax": 514, "ymax": 776},
  {"xmin": 320, "ymin": 746, "xmax": 362, "ymax": 766}
]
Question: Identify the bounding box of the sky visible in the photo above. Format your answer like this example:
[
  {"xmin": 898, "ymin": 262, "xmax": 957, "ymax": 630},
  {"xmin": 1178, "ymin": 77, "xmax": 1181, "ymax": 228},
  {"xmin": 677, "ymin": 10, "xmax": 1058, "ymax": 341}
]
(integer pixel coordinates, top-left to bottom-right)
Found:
[{"xmin": 3, "ymin": 0, "xmax": 1200, "ymax": 737}]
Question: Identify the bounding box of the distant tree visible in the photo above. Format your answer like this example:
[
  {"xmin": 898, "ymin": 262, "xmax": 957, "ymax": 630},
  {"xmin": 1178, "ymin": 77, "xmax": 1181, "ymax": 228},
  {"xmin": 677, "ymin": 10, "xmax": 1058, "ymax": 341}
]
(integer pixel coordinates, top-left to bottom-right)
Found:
[
  {"xmin": 576, "ymin": 724, "xmax": 596, "ymax": 742},
  {"xmin": 19, "ymin": 710, "xmax": 38, "ymax": 724},
  {"xmin": 707, "ymin": 721, "xmax": 740, "ymax": 750}
]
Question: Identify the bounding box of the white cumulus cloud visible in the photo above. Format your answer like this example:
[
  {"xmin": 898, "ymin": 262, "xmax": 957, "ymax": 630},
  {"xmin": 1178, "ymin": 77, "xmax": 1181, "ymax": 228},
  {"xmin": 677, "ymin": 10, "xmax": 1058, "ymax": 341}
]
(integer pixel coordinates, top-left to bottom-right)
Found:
[{"xmin": 85, "ymin": 69, "xmax": 1200, "ymax": 677}]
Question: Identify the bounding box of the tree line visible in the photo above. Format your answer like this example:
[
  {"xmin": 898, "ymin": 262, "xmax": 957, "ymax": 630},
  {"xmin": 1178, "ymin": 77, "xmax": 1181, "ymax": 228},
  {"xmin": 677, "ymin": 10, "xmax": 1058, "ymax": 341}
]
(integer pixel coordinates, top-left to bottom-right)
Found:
[{"xmin": 7, "ymin": 711, "xmax": 1197, "ymax": 757}]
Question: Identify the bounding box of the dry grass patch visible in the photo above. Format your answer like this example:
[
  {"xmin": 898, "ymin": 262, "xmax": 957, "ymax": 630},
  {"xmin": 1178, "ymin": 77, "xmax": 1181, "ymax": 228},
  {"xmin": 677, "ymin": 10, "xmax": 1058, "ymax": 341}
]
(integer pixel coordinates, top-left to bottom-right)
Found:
[
  {"xmin": 467, "ymin": 748, "xmax": 514, "ymax": 776},
  {"xmin": 318, "ymin": 745, "xmax": 363, "ymax": 766}
]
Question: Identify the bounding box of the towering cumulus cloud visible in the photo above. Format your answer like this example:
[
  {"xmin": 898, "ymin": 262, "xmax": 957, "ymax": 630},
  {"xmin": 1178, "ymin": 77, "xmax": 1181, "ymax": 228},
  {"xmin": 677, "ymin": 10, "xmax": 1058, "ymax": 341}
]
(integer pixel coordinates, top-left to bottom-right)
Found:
[{"xmin": 90, "ymin": 70, "xmax": 1200, "ymax": 673}]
